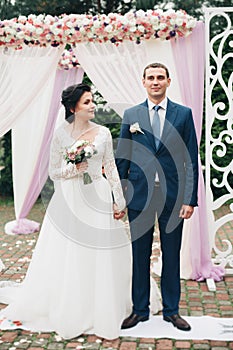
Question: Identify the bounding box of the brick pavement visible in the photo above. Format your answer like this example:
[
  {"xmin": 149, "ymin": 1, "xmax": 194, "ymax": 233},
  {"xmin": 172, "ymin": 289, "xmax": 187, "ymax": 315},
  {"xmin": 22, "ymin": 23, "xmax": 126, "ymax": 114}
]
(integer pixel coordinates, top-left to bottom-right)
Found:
[{"xmin": 0, "ymin": 198, "xmax": 232, "ymax": 349}]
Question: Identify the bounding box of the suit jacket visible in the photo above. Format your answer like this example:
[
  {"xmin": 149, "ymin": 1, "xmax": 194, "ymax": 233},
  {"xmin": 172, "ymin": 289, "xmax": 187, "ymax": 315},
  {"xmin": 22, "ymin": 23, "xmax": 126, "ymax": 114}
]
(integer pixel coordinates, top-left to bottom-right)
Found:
[{"xmin": 115, "ymin": 99, "xmax": 198, "ymax": 212}]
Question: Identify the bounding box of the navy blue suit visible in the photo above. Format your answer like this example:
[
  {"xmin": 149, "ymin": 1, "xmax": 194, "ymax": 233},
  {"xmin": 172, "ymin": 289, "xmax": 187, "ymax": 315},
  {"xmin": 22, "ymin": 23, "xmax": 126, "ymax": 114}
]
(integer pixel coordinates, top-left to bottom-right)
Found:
[{"xmin": 116, "ymin": 99, "xmax": 198, "ymax": 317}]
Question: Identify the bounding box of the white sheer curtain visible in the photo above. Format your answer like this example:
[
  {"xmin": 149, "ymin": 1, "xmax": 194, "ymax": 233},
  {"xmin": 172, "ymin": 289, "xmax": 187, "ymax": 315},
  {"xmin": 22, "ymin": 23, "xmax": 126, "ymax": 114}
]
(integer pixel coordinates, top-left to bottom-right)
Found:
[
  {"xmin": 11, "ymin": 67, "xmax": 83, "ymax": 221},
  {"xmin": 74, "ymin": 40, "xmax": 181, "ymax": 117},
  {"xmin": 74, "ymin": 41, "xmax": 146, "ymax": 116},
  {"xmin": 0, "ymin": 46, "xmax": 64, "ymax": 137},
  {"xmin": 11, "ymin": 75, "xmax": 56, "ymax": 219},
  {"xmin": 4, "ymin": 67, "xmax": 84, "ymax": 235},
  {"xmin": 0, "ymin": 46, "xmax": 64, "ymax": 233}
]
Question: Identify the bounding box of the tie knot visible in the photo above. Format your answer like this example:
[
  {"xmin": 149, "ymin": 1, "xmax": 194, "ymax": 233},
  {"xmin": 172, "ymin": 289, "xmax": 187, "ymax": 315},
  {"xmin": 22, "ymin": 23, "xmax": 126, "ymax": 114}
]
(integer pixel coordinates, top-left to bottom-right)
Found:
[{"xmin": 154, "ymin": 105, "xmax": 160, "ymax": 112}]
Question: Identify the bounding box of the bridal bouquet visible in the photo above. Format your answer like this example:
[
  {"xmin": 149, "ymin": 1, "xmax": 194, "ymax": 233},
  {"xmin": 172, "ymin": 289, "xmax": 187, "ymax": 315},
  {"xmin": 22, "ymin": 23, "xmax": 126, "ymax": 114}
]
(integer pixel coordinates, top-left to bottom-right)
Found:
[{"xmin": 64, "ymin": 140, "xmax": 97, "ymax": 184}]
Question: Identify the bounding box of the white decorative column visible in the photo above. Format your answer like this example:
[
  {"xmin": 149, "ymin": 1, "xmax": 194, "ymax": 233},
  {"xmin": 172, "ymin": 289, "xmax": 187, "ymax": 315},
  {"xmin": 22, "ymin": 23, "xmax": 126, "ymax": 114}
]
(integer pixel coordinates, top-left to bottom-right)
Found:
[{"xmin": 205, "ymin": 7, "xmax": 233, "ymax": 277}]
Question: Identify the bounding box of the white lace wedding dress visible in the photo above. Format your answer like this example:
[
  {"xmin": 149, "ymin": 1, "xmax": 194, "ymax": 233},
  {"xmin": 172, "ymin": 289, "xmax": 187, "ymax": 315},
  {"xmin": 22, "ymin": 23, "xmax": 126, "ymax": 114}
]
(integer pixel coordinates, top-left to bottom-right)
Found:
[{"xmin": 0, "ymin": 123, "xmax": 162, "ymax": 339}]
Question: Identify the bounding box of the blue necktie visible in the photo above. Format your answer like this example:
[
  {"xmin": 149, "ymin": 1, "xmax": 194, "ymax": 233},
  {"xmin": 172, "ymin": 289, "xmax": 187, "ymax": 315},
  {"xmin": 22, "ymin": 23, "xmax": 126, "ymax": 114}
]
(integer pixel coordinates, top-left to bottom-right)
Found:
[{"xmin": 152, "ymin": 105, "xmax": 161, "ymax": 148}]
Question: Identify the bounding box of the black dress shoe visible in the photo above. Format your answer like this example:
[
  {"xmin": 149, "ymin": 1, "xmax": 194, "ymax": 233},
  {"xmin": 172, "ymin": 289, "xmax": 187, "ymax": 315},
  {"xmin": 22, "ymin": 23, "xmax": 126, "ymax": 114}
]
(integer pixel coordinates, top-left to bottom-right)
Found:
[
  {"xmin": 163, "ymin": 314, "xmax": 191, "ymax": 331},
  {"xmin": 121, "ymin": 312, "xmax": 149, "ymax": 329}
]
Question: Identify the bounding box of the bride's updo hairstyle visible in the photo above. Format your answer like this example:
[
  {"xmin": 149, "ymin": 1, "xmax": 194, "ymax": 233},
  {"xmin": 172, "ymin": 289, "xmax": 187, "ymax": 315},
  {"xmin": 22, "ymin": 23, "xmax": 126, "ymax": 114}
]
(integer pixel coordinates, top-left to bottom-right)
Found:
[{"xmin": 61, "ymin": 83, "xmax": 91, "ymax": 123}]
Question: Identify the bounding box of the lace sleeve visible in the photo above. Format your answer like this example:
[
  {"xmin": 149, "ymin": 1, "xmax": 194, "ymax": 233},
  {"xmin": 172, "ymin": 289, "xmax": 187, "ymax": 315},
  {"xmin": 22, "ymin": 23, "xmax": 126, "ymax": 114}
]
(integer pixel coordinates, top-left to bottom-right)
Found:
[
  {"xmin": 103, "ymin": 128, "xmax": 126, "ymax": 211},
  {"xmin": 48, "ymin": 131, "xmax": 79, "ymax": 181}
]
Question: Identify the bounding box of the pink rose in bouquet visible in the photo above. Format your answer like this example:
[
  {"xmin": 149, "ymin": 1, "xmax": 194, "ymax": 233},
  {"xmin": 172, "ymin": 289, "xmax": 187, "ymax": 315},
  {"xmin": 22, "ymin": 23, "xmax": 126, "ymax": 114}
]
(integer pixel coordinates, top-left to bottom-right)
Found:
[{"xmin": 64, "ymin": 140, "xmax": 97, "ymax": 184}]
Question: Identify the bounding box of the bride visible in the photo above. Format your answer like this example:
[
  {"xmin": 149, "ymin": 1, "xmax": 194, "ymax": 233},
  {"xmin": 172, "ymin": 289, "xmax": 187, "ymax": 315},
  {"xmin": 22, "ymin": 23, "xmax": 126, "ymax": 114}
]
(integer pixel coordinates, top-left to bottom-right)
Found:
[{"xmin": 0, "ymin": 83, "xmax": 161, "ymax": 339}]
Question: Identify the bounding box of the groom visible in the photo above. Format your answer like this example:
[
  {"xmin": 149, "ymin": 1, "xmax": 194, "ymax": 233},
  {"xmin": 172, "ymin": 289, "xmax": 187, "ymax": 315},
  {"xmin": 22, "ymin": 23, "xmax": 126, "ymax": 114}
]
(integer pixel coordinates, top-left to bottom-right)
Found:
[{"xmin": 116, "ymin": 62, "xmax": 198, "ymax": 331}]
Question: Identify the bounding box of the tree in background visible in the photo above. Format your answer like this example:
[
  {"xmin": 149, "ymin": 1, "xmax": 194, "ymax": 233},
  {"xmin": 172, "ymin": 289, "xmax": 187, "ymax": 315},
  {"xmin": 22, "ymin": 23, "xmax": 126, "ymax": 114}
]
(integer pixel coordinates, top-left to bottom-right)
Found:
[
  {"xmin": 0, "ymin": 0, "xmax": 14, "ymax": 19},
  {"xmin": 6, "ymin": 0, "xmax": 134, "ymax": 17},
  {"xmin": 0, "ymin": 1, "xmax": 14, "ymax": 197},
  {"xmin": 0, "ymin": 132, "xmax": 13, "ymax": 197},
  {"xmin": 149, "ymin": 0, "xmax": 232, "ymax": 20}
]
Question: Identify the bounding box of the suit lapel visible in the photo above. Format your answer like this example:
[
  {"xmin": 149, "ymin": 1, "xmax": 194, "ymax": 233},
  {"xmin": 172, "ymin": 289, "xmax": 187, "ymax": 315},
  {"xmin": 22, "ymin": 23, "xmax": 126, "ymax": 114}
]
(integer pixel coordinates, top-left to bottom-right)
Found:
[
  {"xmin": 138, "ymin": 101, "xmax": 156, "ymax": 151},
  {"xmin": 158, "ymin": 99, "xmax": 178, "ymax": 151},
  {"xmin": 136, "ymin": 99, "xmax": 178, "ymax": 153}
]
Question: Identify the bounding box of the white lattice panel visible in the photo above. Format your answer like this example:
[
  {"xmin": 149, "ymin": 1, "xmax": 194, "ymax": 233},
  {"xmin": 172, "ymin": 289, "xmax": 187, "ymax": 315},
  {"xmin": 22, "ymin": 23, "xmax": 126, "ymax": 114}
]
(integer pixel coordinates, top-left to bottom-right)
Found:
[{"xmin": 205, "ymin": 7, "xmax": 233, "ymax": 274}]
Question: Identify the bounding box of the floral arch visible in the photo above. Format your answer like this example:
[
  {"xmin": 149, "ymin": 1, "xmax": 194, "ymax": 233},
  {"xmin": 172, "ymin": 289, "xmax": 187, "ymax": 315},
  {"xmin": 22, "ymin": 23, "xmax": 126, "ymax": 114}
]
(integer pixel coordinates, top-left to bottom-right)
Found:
[{"xmin": 0, "ymin": 9, "xmax": 225, "ymax": 285}]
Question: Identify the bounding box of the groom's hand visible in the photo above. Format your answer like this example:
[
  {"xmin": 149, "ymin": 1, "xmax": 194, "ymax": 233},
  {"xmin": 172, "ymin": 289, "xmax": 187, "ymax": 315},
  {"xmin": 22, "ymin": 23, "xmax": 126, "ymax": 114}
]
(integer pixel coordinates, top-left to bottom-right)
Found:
[{"xmin": 179, "ymin": 205, "xmax": 194, "ymax": 219}]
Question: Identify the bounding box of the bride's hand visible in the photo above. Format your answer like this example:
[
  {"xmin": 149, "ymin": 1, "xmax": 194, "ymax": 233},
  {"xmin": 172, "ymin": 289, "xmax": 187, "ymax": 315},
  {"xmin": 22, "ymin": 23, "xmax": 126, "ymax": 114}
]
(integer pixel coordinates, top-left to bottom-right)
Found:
[
  {"xmin": 76, "ymin": 161, "xmax": 88, "ymax": 173},
  {"xmin": 113, "ymin": 203, "xmax": 126, "ymax": 220}
]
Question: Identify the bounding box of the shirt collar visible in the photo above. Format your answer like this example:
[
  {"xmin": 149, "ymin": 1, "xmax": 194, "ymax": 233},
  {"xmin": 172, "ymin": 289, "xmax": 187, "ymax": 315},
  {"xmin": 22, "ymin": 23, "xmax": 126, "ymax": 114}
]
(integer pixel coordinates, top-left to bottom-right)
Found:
[{"xmin": 147, "ymin": 97, "xmax": 168, "ymax": 111}]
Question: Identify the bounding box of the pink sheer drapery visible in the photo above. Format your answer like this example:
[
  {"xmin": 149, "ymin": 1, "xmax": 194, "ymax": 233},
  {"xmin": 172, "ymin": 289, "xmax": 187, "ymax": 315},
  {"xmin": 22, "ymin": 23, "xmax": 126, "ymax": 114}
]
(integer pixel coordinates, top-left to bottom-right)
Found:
[
  {"xmin": 7, "ymin": 68, "xmax": 84, "ymax": 235},
  {"xmin": 171, "ymin": 22, "xmax": 224, "ymax": 281}
]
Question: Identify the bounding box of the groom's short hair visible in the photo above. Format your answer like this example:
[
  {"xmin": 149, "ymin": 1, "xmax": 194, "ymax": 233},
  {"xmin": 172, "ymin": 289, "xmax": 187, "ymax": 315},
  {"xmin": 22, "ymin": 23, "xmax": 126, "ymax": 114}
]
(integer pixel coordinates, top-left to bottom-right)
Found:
[{"xmin": 143, "ymin": 63, "xmax": 170, "ymax": 79}]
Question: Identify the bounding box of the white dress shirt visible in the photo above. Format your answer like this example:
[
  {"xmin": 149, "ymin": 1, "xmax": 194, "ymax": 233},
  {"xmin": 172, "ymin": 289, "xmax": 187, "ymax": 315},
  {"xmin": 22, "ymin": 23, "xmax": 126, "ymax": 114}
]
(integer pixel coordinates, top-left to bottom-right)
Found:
[
  {"xmin": 147, "ymin": 97, "xmax": 167, "ymax": 137},
  {"xmin": 147, "ymin": 97, "xmax": 168, "ymax": 183}
]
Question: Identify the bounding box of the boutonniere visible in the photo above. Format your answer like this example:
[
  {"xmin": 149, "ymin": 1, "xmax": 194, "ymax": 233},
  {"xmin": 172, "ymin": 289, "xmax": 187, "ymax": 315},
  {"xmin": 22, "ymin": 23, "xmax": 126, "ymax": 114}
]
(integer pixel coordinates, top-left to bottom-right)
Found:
[{"xmin": 129, "ymin": 122, "xmax": 144, "ymax": 134}]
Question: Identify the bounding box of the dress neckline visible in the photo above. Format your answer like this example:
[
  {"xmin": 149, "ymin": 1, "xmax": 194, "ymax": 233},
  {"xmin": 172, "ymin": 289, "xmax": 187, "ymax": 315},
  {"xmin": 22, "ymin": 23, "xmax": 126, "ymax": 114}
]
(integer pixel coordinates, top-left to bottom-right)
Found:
[{"xmin": 64, "ymin": 123, "xmax": 101, "ymax": 144}]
